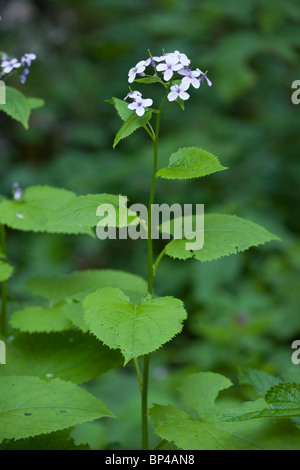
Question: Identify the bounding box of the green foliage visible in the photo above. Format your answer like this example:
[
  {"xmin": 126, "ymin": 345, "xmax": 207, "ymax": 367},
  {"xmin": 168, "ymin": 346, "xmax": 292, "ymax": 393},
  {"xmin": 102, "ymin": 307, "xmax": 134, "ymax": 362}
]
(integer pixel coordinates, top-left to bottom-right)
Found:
[
  {"xmin": 83, "ymin": 288, "xmax": 187, "ymax": 364},
  {"xmin": 0, "ymin": 376, "xmax": 114, "ymax": 443},
  {"xmin": 150, "ymin": 372, "xmax": 300, "ymax": 450},
  {"xmin": 10, "ymin": 304, "xmax": 72, "ymax": 333},
  {"xmin": 0, "ymin": 261, "xmax": 13, "ymax": 282},
  {"xmin": 156, "ymin": 147, "xmax": 227, "ymax": 180},
  {"xmin": 0, "ymin": 186, "xmax": 85, "ymax": 234},
  {"xmin": 0, "ymin": 86, "xmax": 44, "ymax": 129},
  {"xmin": 113, "ymin": 109, "xmax": 153, "ymax": 148},
  {"xmin": 163, "ymin": 214, "xmax": 280, "ymax": 261},
  {"xmin": 0, "ymin": 430, "xmax": 89, "ymax": 450},
  {"xmin": 0, "ymin": 332, "xmax": 122, "ymax": 383},
  {"xmin": 47, "ymin": 193, "xmax": 139, "ymax": 234}
]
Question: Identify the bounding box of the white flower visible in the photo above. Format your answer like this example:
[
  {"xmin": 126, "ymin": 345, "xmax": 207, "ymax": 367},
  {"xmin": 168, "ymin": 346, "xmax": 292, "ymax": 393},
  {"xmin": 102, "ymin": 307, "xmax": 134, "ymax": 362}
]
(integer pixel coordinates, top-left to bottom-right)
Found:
[
  {"xmin": 198, "ymin": 70, "xmax": 212, "ymax": 87},
  {"xmin": 128, "ymin": 60, "xmax": 146, "ymax": 83},
  {"xmin": 1, "ymin": 58, "xmax": 21, "ymax": 74},
  {"xmin": 128, "ymin": 96, "xmax": 153, "ymax": 116},
  {"xmin": 179, "ymin": 67, "xmax": 201, "ymax": 89},
  {"xmin": 144, "ymin": 55, "xmax": 165, "ymax": 67},
  {"xmin": 170, "ymin": 50, "xmax": 190, "ymax": 67},
  {"xmin": 21, "ymin": 53, "xmax": 36, "ymax": 67},
  {"xmin": 167, "ymin": 81, "xmax": 190, "ymax": 101},
  {"xmin": 156, "ymin": 55, "xmax": 182, "ymax": 81},
  {"xmin": 124, "ymin": 90, "xmax": 142, "ymax": 101}
]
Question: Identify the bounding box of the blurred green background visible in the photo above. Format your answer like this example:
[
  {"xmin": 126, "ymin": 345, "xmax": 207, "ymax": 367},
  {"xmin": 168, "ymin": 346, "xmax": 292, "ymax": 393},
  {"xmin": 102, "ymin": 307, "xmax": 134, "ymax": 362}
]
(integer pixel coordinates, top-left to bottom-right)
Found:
[{"xmin": 0, "ymin": 0, "xmax": 300, "ymax": 448}]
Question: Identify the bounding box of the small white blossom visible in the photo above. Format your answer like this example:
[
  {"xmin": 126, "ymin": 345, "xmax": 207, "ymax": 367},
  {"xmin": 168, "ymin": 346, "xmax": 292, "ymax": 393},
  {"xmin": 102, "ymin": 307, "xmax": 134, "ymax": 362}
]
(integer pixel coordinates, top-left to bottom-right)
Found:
[
  {"xmin": 170, "ymin": 50, "xmax": 190, "ymax": 67},
  {"xmin": 128, "ymin": 60, "xmax": 146, "ymax": 83},
  {"xmin": 124, "ymin": 90, "xmax": 142, "ymax": 101},
  {"xmin": 1, "ymin": 58, "xmax": 21, "ymax": 74},
  {"xmin": 198, "ymin": 70, "xmax": 212, "ymax": 87},
  {"xmin": 128, "ymin": 96, "xmax": 153, "ymax": 116},
  {"xmin": 156, "ymin": 55, "xmax": 182, "ymax": 81},
  {"xmin": 167, "ymin": 81, "xmax": 190, "ymax": 101},
  {"xmin": 179, "ymin": 67, "xmax": 201, "ymax": 89},
  {"xmin": 21, "ymin": 53, "xmax": 36, "ymax": 67}
]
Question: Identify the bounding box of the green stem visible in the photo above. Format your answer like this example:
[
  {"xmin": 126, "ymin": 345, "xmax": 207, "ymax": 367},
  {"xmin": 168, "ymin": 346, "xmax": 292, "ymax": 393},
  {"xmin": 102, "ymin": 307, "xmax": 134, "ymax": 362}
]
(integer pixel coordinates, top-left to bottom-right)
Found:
[
  {"xmin": 142, "ymin": 90, "xmax": 169, "ymax": 450},
  {"xmin": 153, "ymin": 247, "xmax": 167, "ymax": 276},
  {"xmin": 133, "ymin": 357, "xmax": 143, "ymax": 393},
  {"xmin": 0, "ymin": 225, "xmax": 7, "ymax": 337}
]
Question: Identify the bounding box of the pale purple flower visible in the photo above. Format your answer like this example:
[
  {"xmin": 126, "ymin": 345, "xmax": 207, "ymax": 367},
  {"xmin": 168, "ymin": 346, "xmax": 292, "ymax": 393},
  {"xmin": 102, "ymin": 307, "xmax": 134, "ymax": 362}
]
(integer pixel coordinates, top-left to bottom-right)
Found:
[
  {"xmin": 128, "ymin": 96, "xmax": 153, "ymax": 116},
  {"xmin": 198, "ymin": 70, "xmax": 212, "ymax": 87},
  {"xmin": 12, "ymin": 182, "xmax": 23, "ymax": 201},
  {"xmin": 21, "ymin": 53, "xmax": 36, "ymax": 67},
  {"xmin": 20, "ymin": 68, "xmax": 30, "ymax": 84},
  {"xmin": 144, "ymin": 55, "xmax": 164, "ymax": 68},
  {"xmin": 156, "ymin": 55, "xmax": 182, "ymax": 81},
  {"xmin": 128, "ymin": 60, "xmax": 146, "ymax": 83},
  {"xmin": 170, "ymin": 50, "xmax": 190, "ymax": 67},
  {"xmin": 167, "ymin": 81, "xmax": 190, "ymax": 101},
  {"xmin": 1, "ymin": 58, "xmax": 21, "ymax": 74},
  {"xmin": 179, "ymin": 67, "xmax": 201, "ymax": 89},
  {"xmin": 124, "ymin": 90, "xmax": 142, "ymax": 101}
]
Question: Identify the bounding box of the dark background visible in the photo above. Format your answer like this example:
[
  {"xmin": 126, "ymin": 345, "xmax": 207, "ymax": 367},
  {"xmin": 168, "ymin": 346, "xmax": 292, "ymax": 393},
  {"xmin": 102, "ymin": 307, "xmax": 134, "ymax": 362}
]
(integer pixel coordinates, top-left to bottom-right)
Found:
[{"xmin": 0, "ymin": 0, "xmax": 299, "ymax": 448}]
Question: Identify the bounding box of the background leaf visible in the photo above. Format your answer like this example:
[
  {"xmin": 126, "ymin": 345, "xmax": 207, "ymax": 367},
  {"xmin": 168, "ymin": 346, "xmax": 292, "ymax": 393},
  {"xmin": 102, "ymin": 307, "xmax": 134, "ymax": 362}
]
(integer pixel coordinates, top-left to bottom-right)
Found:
[{"xmin": 0, "ymin": 376, "xmax": 114, "ymax": 442}]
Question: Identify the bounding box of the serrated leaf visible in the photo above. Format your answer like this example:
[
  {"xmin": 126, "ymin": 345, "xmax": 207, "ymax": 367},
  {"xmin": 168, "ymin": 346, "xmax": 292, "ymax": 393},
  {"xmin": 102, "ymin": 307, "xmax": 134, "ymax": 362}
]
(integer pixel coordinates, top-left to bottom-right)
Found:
[
  {"xmin": 150, "ymin": 372, "xmax": 300, "ymax": 450},
  {"xmin": 0, "ymin": 261, "xmax": 14, "ymax": 282},
  {"xmin": 106, "ymin": 97, "xmax": 133, "ymax": 121},
  {"xmin": 10, "ymin": 304, "xmax": 73, "ymax": 333},
  {"xmin": 113, "ymin": 110, "xmax": 152, "ymax": 149},
  {"xmin": 83, "ymin": 288, "xmax": 187, "ymax": 364},
  {"xmin": 0, "ymin": 186, "xmax": 91, "ymax": 235},
  {"xmin": 0, "ymin": 376, "xmax": 114, "ymax": 442},
  {"xmin": 157, "ymin": 147, "xmax": 227, "ymax": 180},
  {"xmin": 0, "ymin": 430, "xmax": 89, "ymax": 450},
  {"xmin": 0, "ymin": 331, "xmax": 122, "ymax": 383},
  {"xmin": 164, "ymin": 214, "xmax": 280, "ymax": 262},
  {"xmin": 224, "ymin": 383, "xmax": 300, "ymax": 421},
  {"xmin": 46, "ymin": 194, "xmax": 139, "ymax": 233},
  {"xmin": 238, "ymin": 367, "xmax": 281, "ymax": 397},
  {"xmin": 26, "ymin": 269, "xmax": 147, "ymax": 305},
  {"xmin": 0, "ymin": 86, "xmax": 43, "ymax": 129}
]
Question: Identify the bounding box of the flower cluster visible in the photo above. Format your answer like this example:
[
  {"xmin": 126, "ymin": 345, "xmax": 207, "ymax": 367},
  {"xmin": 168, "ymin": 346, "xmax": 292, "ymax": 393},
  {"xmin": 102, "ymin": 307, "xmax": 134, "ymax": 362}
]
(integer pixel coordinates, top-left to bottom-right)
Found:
[
  {"xmin": 0, "ymin": 52, "xmax": 36, "ymax": 84},
  {"xmin": 125, "ymin": 50, "xmax": 212, "ymax": 115}
]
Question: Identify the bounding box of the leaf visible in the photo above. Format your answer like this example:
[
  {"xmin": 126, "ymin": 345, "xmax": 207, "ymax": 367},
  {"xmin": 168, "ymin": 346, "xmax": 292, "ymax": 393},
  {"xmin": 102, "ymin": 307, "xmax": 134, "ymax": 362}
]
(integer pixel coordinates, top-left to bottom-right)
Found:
[
  {"xmin": 46, "ymin": 193, "xmax": 139, "ymax": 233},
  {"xmin": 163, "ymin": 213, "xmax": 280, "ymax": 262},
  {"xmin": 238, "ymin": 367, "xmax": 281, "ymax": 397},
  {"xmin": 0, "ymin": 430, "xmax": 89, "ymax": 450},
  {"xmin": 0, "ymin": 376, "xmax": 114, "ymax": 442},
  {"xmin": 178, "ymin": 372, "xmax": 232, "ymax": 418},
  {"xmin": 135, "ymin": 76, "xmax": 165, "ymax": 85},
  {"xmin": 26, "ymin": 269, "xmax": 147, "ymax": 305},
  {"xmin": 113, "ymin": 109, "xmax": 152, "ymax": 148},
  {"xmin": 0, "ymin": 331, "xmax": 122, "ymax": 384},
  {"xmin": 0, "ymin": 261, "xmax": 14, "ymax": 282},
  {"xmin": 1, "ymin": 432, "xmax": 89, "ymax": 450},
  {"xmin": 83, "ymin": 288, "xmax": 187, "ymax": 364},
  {"xmin": 150, "ymin": 372, "xmax": 300, "ymax": 450},
  {"xmin": 0, "ymin": 86, "xmax": 43, "ymax": 129},
  {"xmin": 156, "ymin": 147, "xmax": 227, "ymax": 180},
  {"xmin": 106, "ymin": 97, "xmax": 133, "ymax": 121},
  {"xmin": 10, "ymin": 304, "xmax": 73, "ymax": 333},
  {"xmin": 0, "ymin": 186, "xmax": 91, "ymax": 235},
  {"xmin": 233, "ymin": 383, "xmax": 300, "ymax": 421}
]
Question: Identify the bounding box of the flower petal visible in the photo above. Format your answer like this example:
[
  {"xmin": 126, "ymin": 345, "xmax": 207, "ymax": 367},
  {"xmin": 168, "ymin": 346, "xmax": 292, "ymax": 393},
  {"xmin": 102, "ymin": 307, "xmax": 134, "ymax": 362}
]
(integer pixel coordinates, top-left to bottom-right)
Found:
[{"xmin": 167, "ymin": 91, "xmax": 178, "ymax": 101}]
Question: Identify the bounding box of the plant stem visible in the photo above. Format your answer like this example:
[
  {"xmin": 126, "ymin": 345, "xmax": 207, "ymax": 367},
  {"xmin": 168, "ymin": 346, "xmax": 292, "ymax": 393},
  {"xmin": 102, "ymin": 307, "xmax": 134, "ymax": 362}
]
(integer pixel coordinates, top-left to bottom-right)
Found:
[
  {"xmin": 0, "ymin": 224, "xmax": 7, "ymax": 337},
  {"xmin": 142, "ymin": 90, "xmax": 169, "ymax": 450}
]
